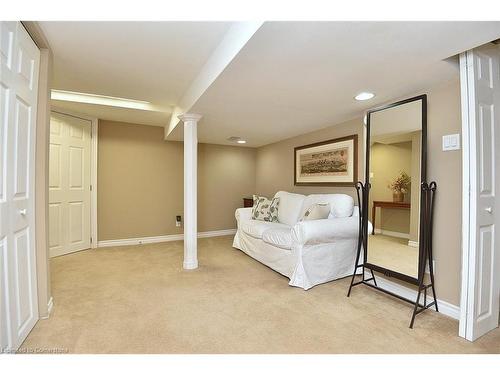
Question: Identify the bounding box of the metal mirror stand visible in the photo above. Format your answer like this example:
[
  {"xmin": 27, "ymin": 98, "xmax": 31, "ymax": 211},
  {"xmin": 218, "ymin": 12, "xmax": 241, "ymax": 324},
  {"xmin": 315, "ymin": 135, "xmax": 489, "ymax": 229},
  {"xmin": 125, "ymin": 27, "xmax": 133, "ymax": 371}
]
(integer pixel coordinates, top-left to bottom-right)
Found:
[
  {"xmin": 347, "ymin": 180, "xmax": 438, "ymax": 328},
  {"xmin": 347, "ymin": 95, "xmax": 439, "ymax": 328}
]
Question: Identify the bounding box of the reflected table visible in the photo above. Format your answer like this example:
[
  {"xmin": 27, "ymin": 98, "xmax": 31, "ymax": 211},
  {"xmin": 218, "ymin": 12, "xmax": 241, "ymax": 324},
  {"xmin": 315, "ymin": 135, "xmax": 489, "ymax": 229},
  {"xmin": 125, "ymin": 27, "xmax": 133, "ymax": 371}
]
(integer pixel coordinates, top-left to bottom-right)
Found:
[{"xmin": 371, "ymin": 201, "xmax": 411, "ymax": 235}]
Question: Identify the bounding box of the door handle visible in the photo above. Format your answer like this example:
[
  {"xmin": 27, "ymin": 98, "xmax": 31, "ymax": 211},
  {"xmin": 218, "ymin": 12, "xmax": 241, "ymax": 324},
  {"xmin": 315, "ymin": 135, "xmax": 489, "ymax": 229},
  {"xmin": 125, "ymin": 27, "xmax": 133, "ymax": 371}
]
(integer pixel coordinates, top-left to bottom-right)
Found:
[
  {"xmin": 19, "ymin": 208, "xmax": 27, "ymax": 216},
  {"xmin": 485, "ymin": 207, "xmax": 493, "ymax": 214}
]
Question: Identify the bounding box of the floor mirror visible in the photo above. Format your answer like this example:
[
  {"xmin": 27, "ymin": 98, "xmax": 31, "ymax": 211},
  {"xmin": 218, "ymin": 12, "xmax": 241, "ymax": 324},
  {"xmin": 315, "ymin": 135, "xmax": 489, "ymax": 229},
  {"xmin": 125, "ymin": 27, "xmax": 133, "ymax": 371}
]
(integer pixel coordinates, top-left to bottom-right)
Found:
[{"xmin": 347, "ymin": 94, "xmax": 439, "ymax": 328}]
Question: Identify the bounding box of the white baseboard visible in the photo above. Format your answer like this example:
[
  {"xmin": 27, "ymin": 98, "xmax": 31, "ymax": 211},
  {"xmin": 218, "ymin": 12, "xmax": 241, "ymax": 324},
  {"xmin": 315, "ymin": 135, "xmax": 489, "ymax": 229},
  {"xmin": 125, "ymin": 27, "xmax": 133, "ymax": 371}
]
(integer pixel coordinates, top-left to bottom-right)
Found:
[
  {"xmin": 365, "ymin": 273, "xmax": 460, "ymax": 320},
  {"xmin": 40, "ymin": 297, "xmax": 54, "ymax": 320},
  {"xmin": 197, "ymin": 229, "xmax": 237, "ymax": 238},
  {"xmin": 373, "ymin": 228, "xmax": 410, "ymax": 239},
  {"xmin": 97, "ymin": 229, "xmax": 237, "ymax": 248}
]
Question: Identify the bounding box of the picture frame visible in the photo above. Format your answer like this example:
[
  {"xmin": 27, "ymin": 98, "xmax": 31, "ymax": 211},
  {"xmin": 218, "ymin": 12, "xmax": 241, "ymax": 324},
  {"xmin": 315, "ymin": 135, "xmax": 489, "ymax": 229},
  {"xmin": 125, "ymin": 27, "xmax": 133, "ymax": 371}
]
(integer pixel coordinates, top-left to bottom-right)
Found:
[{"xmin": 294, "ymin": 134, "xmax": 358, "ymax": 186}]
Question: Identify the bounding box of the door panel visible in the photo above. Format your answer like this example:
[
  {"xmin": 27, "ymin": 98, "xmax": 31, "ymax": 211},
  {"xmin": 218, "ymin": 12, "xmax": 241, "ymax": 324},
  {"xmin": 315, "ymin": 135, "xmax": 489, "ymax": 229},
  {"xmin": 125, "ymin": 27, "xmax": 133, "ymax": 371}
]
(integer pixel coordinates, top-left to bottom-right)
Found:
[
  {"xmin": 0, "ymin": 23, "xmax": 14, "ymax": 69},
  {"xmin": 69, "ymin": 146, "xmax": 83, "ymax": 188},
  {"xmin": 13, "ymin": 97, "xmax": 30, "ymax": 197},
  {"xmin": 477, "ymin": 226, "xmax": 494, "ymax": 320},
  {"xmin": 49, "ymin": 112, "xmax": 91, "ymax": 257},
  {"xmin": 461, "ymin": 43, "xmax": 500, "ymax": 341},
  {"xmin": 0, "ymin": 21, "xmax": 39, "ymax": 352},
  {"xmin": 49, "ymin": 143, "xmax": 61, "ymax": 188},
  {"xmin": 69, "ymin": 201, "xmax": 84, "ymax": 244},
  {"xmin": 478, "ymin": 104, "xmax": 494, "ymax": 193},
  {"xmin": 1, "ymin": 85, "xmax": 7, "ymax": 204},
  {"xmin": 48, "ymin": 203, "xmax": 62, "ymax": 250},
  {"xmin": 14, "ymin": 228, "xmax": 32, "ymax": 331},
  {"xmin": 0, "ymin": 237, "xmax": 8, "ymax": 349}
]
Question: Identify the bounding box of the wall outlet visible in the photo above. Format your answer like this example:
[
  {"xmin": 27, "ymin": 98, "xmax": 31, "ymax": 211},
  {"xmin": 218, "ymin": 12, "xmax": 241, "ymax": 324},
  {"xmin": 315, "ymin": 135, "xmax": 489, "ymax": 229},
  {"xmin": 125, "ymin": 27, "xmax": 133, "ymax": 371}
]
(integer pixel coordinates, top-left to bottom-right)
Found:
[
  {"xmin": 442, "ymin": 134, "xmax": 460, "ymax": 151},
  {"xmin": 176, "ymin": 215, "xmax": 182, "ymax": 227}
]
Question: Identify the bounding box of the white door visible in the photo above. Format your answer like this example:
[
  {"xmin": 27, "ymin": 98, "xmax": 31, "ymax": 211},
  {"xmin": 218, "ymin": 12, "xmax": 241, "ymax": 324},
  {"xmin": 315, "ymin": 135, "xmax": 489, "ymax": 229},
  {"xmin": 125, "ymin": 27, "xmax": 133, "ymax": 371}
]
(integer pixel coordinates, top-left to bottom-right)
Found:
[
  {"xmin": 460, "ymin": 43, "xmax": 500, "ymax": 341},
  {"xmin": 49, "ymin": 112, "xmax": 91, "ymax": 258},
  {"xmin": 0, "ymin": 21, "xmax": 40, "ymax": 351}
]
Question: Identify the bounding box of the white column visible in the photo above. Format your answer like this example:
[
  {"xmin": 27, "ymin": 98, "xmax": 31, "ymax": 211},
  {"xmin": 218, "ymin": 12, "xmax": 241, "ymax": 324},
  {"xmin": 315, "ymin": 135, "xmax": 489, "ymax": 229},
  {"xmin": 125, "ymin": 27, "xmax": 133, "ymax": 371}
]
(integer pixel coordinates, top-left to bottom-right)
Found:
[{"xmin": 178, "ymin": 113, "xmax": 202, "ymax": 270}]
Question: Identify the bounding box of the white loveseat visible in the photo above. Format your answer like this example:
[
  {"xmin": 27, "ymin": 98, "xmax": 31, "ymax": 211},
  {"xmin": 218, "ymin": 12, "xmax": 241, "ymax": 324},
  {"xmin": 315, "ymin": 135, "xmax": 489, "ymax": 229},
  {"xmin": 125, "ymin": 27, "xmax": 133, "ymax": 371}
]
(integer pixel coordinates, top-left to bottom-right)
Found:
[{"xmin": 233, "ymin": 191, "xmax": 364, "ymax": 290}]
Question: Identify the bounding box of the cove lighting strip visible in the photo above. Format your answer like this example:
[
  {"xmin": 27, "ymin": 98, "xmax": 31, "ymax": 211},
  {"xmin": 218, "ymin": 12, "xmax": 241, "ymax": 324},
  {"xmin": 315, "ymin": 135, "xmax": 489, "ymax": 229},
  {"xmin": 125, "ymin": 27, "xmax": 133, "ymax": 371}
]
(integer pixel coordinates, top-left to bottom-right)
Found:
[{"xmin": 51, "ymin": 90, "xmax": 154, "ymax": 111}]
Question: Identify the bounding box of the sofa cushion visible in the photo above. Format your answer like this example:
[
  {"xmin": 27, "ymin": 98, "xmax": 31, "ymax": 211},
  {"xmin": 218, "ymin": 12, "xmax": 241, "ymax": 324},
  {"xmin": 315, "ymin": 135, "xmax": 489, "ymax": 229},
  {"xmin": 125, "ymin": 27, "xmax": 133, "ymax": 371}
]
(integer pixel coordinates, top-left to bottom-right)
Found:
[
  {"xmin": 300, "ymin": 203, "xmax": 331, "ymax": 221},
  {"xmin": 239, "ymin": 219, "xmax": 290, "ymax": 239},
  {"xmin": 251, "ymin": 195, "xmax": 280, "ymax": 222},
  {"xmin": 300, "ymin": 194, "xmax": 354, "ymax": 219},
  {"xmin": 273, "ymin": 191, "xmax": 306, "ymax": 226},
  {"xmin": 262, "ymin": 228, "xmax": 293, "ymax": 250}
]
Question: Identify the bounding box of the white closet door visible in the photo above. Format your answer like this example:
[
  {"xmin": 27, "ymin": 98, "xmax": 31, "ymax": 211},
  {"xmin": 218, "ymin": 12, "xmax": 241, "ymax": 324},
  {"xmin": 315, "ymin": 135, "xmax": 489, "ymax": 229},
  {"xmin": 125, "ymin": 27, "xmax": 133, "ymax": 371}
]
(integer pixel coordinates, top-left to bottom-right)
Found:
[
  {"xmin": 0, "ymin": 21, "xmax": 40, "ymax": 351},
  {"xmin": 460, "ymin": 43, "xmax": 500, "ymax": 341},
  {"xmin": 49, "ymin": 112, "xmax": 91, "ymax": 258}
]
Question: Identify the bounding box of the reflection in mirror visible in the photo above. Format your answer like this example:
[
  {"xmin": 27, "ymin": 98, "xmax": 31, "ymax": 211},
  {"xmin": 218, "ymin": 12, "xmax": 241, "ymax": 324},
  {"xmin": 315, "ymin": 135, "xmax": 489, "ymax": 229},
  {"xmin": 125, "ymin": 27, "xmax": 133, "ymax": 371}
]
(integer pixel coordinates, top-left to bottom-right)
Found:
[{"xmin": 367, "ymin": 100, "xmax": 422, "ymax": 278}]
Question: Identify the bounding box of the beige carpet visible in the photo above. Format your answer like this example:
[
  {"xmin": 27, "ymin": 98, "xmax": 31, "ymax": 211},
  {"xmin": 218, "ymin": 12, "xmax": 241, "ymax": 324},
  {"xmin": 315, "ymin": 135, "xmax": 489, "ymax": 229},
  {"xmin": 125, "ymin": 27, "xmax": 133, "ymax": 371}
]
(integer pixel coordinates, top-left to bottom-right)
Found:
[{"xmin": 21, "ymin": 236, "xmax": 500, "ymax": 354}]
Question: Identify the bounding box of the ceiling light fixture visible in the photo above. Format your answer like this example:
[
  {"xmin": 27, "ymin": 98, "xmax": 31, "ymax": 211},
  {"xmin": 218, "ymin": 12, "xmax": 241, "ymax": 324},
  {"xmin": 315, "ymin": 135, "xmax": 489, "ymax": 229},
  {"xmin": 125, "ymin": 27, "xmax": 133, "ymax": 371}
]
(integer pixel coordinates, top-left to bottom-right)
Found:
[
  {"xmin": 355, "ymin": 92, "xmax": 375, "ymax": 101},
  {"xmin": 227, "ymin": 136, "xmax": 247, "ymax": 144},
  {"xmin": 51, "ymin": 89, "xmax": 154, "ymax": 110}
]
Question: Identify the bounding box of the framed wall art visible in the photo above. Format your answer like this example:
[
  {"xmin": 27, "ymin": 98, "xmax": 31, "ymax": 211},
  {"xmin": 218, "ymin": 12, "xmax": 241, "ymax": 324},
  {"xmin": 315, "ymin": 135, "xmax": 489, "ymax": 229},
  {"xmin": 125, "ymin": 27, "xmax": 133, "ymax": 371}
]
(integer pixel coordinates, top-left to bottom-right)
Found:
[{"xmin": 294, "ymin": 134, "xmax": 358, "ymax": 186}]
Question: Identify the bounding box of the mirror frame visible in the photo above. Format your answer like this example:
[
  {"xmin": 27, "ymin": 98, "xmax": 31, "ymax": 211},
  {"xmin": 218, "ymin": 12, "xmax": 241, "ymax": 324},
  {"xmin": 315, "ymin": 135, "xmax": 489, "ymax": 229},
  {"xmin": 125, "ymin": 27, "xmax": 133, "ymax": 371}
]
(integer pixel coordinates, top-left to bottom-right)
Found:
[{"xmin": 363, "ymin": 94, "xmax": 427, "ymax": 285}]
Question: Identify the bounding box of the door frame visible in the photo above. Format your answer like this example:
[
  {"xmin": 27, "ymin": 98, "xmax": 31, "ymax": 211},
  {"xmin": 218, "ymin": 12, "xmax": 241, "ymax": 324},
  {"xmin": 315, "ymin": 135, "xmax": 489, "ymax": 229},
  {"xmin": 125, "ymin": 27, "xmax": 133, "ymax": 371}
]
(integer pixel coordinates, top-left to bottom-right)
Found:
[
  {"xmin": 459, "ymin": 50, "xmax": 474, "ymax": 340},
  {"xmin": 50, "ymin": 108, "xmax": 98, "ymax": 248}
]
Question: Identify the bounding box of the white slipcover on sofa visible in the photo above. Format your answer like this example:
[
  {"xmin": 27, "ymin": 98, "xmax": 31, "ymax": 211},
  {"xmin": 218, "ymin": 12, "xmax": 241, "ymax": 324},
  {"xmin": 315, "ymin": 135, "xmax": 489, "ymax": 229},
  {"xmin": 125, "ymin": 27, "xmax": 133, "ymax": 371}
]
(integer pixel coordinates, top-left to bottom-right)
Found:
[{"xmin": 233, "ymin": 191, "xmax": 364, "ymax": 290}]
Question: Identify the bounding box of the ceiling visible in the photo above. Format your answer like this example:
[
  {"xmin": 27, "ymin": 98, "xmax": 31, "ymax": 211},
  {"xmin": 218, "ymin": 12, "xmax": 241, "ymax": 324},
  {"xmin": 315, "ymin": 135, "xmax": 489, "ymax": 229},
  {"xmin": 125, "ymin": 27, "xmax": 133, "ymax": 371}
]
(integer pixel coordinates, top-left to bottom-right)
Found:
[
  {"xmin": 41, "ymin": 21, "xmax": 500, "ymax": 146},
  {"xmin": 40, "ymin": 21, "xmax": 232, "ymax": 125},
  {"xmin": 168, "ymin": 21, "xmax": 500, "ymax": 146}
]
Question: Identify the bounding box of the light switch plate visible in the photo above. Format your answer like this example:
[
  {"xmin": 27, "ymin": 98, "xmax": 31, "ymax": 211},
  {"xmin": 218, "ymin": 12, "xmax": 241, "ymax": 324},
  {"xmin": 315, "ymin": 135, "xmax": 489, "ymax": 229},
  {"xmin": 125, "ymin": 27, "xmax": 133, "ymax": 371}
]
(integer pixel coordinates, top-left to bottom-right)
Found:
[{"xmin": 442, "ymin": 134, "xmax": 460, "ymax": 151}]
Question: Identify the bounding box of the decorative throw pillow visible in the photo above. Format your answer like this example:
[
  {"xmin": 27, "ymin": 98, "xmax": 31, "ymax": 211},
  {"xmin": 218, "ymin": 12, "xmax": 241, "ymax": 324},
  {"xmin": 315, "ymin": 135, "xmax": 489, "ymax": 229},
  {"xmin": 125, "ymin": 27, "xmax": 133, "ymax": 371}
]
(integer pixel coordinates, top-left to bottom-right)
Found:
[
  {"xmin": 300, "ymin": 203, "xmax": 331, "ymax": 221},
  {"xmin": 252, "ymin": 195, "xmax": 280, "ymax": 222}
]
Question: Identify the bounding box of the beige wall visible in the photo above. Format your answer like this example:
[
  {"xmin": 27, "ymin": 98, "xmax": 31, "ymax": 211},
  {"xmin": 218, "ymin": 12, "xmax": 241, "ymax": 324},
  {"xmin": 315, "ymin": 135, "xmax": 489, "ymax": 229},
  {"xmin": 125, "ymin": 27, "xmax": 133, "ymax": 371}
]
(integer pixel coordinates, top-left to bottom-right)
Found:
[
  {"xmin": 256, "ymin": 118, "xmax": 364, "ymax": 199},
  {"xmin": 198, "ymin": 143, "xmax": 256, "ymax": 232},
  {"xmin": 426, "ymin": 80, "xmax": 463, "ymax": 306},
  {"xmin": 254, "ymin": 79, "xmax": 463, "ymax": 305},
  {"xmin": 98, "ymin": 121, "xmax": 256, "ymax": 241}
]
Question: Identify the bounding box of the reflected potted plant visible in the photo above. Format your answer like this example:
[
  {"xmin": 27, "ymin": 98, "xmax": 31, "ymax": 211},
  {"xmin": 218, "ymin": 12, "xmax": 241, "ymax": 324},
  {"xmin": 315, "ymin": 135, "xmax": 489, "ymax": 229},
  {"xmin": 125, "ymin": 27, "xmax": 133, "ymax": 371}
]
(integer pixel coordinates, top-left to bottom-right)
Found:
[{"xmin": 388, "ymin": 171, "xmax": 411, "ymax": 202}]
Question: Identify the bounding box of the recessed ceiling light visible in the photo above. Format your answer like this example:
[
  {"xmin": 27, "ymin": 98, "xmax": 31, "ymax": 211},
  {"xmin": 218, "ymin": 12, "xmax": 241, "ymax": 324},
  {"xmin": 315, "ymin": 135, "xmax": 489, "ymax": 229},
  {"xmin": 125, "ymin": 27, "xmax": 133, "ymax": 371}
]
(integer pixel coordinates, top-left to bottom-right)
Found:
[
  {"xmin": 51, "ymin": 89, "xmax": 154, "ymax": 110},
  {"xmin": 355, "ymin": 92, "xmax": 375, "ymax": 101},
  {"xmin": 227, "ymin": 136, "xmax": 246, "ymax": 144}
]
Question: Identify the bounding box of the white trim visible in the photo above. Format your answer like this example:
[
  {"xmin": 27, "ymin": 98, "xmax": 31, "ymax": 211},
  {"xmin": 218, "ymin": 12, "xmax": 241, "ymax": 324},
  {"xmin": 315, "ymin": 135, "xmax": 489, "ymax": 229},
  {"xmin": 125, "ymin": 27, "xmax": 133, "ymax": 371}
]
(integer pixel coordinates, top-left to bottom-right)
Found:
[
  {"xmin": 91, "ymin": 119, "xmax": 98, "ymax": 248},
  {"xmin": 166, "ymin": 22, "xmax": 263, "ymax": 138},
  {"xmin": 367, "ymin": 273, "xmax": 460, "ymax": 320},
  {"xmin": 407, "ymin": 240, "xmax": 419, "ymax": 248},
  {"xmin": 373, "ymin": 228, "xmax": 409, "ymax": 239},
  {"xmin": 40, "ymin": 297, "xmax": 53, "ymax": 320},
  {"xmin": 458, "ymin": 51, "xmax": 475, "ymax": 339},
  {"xmin": 50, "ymin": 108, "xmax": 99, "ymax": 249},
  {"xmin": 97, "ymin": 229, "xmax": 237, "ymax": 248},
  {"xmin": 197, "ymin": 229, "xmax": 237, "ymax": 238}
]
